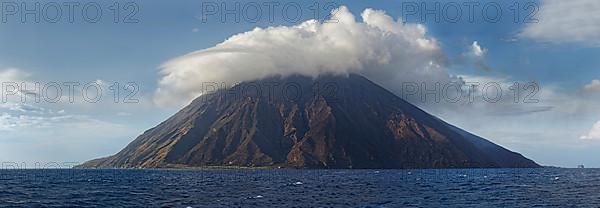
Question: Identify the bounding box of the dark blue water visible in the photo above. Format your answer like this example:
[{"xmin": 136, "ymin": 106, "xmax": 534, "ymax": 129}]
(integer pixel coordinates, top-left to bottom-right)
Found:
[{"xmin": 0, "ymin": 168, "xmax": 599, "ymax": 207}]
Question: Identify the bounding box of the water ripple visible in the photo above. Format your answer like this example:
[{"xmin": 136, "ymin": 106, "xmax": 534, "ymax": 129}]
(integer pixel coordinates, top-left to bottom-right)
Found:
[{"xmin": 0, "ymin": 169, "xmax": 598, "ymax": 207}]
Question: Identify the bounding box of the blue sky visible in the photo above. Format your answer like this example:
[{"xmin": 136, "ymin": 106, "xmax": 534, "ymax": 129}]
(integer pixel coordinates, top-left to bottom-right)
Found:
[{"xmin": 1, "ymin": 0, "xmax": 599, "ymax": 168}]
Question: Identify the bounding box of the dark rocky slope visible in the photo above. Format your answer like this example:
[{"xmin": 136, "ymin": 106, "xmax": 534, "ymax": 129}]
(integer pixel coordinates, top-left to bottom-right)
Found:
[{"xmin": 77, "ymin": 74, "xmax": 539, "ymax": 169}]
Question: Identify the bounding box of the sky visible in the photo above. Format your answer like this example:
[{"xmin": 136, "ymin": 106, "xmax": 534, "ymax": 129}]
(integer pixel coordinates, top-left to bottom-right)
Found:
[{"xmin": 1, "ymin": 0, "xmax": 599, "ymax": 168}]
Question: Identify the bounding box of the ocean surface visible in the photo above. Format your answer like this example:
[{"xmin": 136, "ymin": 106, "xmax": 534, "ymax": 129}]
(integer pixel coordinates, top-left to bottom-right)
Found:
[{"xmin": 0, "ymin": 168, "xmax": 598, "ymax": 207}]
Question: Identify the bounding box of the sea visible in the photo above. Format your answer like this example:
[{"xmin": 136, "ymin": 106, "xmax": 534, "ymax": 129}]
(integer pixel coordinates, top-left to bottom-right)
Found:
[{"xmin": 0, "ymin": 168, "xmax": 598, "ymax": 207}]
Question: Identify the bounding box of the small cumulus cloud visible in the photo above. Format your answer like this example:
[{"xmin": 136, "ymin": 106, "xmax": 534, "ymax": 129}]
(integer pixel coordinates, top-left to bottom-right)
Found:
[
  {"xmin": 580, "ymin": 120, "xmax": 600, "ymax": 140},
  {"xmin": 583, "ymin": 80, "xmax": 600, "ymax": 92},
  {"xmin": 470, "ymin": 41, "xmax": 491, "ymax": 71},
  {"xmin": 470, "ymin": 41, "xmax": 486, "ymax": 57},
  {"xmin": 459, "ymin": 41, "xmax": 491, "ymax": 72},
  {"xmin": 95, "ymin": 79, "xmax": 106, "ymax": 86}
]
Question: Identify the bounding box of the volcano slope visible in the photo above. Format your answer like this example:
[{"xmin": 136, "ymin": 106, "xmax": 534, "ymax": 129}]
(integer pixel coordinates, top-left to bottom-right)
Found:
[{"xmin": 78, "ymin": 74, "xmax": 539, "ymax": 169}]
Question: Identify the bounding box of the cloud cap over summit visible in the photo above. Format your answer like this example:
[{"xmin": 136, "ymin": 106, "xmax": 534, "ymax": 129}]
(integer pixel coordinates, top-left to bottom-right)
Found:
[{"xmin": 155, "ymin": 6, "xmax": 449, "ymax": 107}]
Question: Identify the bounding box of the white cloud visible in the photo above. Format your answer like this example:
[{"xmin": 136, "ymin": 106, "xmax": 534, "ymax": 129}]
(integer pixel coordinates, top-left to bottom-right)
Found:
[
  {"xmin": 0, "ymin": 68, "xmax": 29, "ymax": 83},
  {"xmin": 0, "ymin": 113, "xmax": 72, "ymax": 131},
  {"xmin": 460, "ymin": 41, "xmax": 491, "ymax": 71},
  {"xmin": 470, "ymin": 41, "xmax": 486, "ymax": 57},
  {"xmin": 584, "ymin": 80, "xmax": 600, "ymax": 92},
  {"xmin": 0, "ymin": 68, "xmax": 42, "ymax": 102},
  {"xmin": 520, "ymin": 0, "xmax": 600, "ymax": 45},
  {"xmin": 3, "ymin": 103, "xmax": 48, "ymax": 114},
  {"xmin": 580, "ymin": 120, "xmax": 600, "ymax": 140},
  {"xmin": 0, "ymin": 69, "xmax": 157, "ymax": 165},
  {"xmin": 0, "ymin": 109, "xmax": 139, "ymax": 166},
  {"xmin": 94, "ymin": 79, "xmax": 106, "ymax": 86},
  {"xmin": 155, "ymin": 6, "xmax": 449, "ymax": 106},
  {"xmin": 0, "ymin": 103, "xmax": 92, "ymax": 131}
]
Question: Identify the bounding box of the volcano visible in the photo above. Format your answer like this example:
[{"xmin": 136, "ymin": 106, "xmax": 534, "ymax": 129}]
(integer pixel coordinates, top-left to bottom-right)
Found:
[{"xmin": 78, "ymin": 74, "xmax": 539, "ymax": 169}]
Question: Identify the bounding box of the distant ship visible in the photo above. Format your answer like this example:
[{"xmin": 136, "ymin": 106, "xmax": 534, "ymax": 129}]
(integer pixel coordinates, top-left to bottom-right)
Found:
[{"xmin": 578, "ymin": 165, "xmax": 585, "ymax": 169}]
